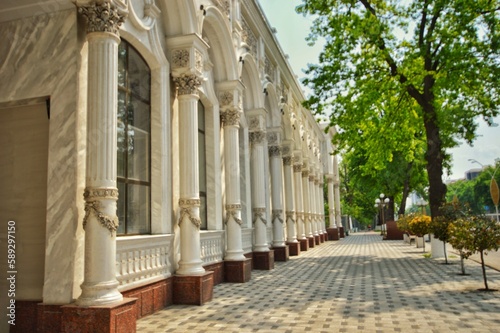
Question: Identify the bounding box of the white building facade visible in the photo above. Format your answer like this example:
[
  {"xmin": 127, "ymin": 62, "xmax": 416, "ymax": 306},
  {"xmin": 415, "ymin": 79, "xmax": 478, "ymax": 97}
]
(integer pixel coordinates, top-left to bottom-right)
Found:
[{"xmin": 0, "ymin": 1, "xmax": 342, "ymax": 332}]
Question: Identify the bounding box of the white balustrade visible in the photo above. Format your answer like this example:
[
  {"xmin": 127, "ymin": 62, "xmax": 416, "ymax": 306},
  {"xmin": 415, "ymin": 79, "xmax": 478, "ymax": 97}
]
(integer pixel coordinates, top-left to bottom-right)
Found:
[
  {"xmin": 200, "ymin": 230, "xmax": 225, "ymax": 265},
  {"xmin": 116, "ymin": 235, "xmax": 173, "ymax": 291}
]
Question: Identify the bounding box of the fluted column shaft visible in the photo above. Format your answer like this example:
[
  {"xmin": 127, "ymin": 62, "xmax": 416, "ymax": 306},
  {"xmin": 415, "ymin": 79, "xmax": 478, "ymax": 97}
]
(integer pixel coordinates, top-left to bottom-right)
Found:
[
  {"xmin": 333, "ymin": 155, "xmax": 342, "ymax": 227},
  {"xmin": 319, "ymin": 179, "xmax": 326, "ymax": 234},
  {"xmin": 283, "ymin": 156, "xmax": 297, "ymax": 243},
  {"xmin": 77, "ymin": 1, "xmax": 126, "ymax": 307},
  {"xmin": 293, "ymin": 163, "xmax": 305, "ymax": 240},
  {"xmin": 269, "ymin": 146, "xmax": 285, "ymax": 247},
  {"xmin": 327, "ymin": 176, "xmax": 336, "ymax": 228},
  {"xmin": 250, "ymin": 131, "xmax": 269, "ymax": 252},
  {"xmin": 310, "ymin": 174, "xmax": 319, "ymax": 237},
  {"xmin": 222, "ymin": 110, "xmax": 245, "ymax": 260},
  {"xmin": 302, "ymin": 169, "xmax": 312, "ymax": 238}
]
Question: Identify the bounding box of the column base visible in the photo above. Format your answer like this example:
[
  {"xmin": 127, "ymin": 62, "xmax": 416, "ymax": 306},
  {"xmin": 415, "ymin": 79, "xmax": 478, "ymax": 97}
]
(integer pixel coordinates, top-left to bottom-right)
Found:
[
  {"xmin": 308, "ymin": 237, "xmax": 315, "ymax": 248},
  {"xmin": 339, "ymin": 226, "xmax": 345, "ymax": 238},
  {"xmin": 327, "ymin": 228, "xmax": 339, "ymax": 240},
  {"xmin": 203, "ymin": 262, "xmax": 225, "ymax": 285},
  {"xmin": 272, "ymin": 245, "xmax": 289, "ymax": 262},
  {"xmin": 286, "ymin": 242, "xmax": 301, "ymax": 256},
  {"xmin": 224, "ymin": 258, "xmax": 252, "ymax": 283},
  {"xmin": 314, "ymin": 235, "xmax": 321, "ymax": 245},
  {"xmin": 61, "ymin": 298, "xmax": 137, "ymax": 333},
  {"xmin": 122, "ymin": 278, "xmax": 173, "ymax": 319},
  {"xmin": 320, "ymin": 233, "xmax": 326, "ymax": 243},
  {"xmin": 299, "ymin": 238, "xmax": 309, "ymax": 251},
  {"xmin": 173, "ymin": 272, "xmax": 214, "ymax": 305},
  {"xmin": 253, "ymin": 250, "xmax": 275, "ymax": 270}
]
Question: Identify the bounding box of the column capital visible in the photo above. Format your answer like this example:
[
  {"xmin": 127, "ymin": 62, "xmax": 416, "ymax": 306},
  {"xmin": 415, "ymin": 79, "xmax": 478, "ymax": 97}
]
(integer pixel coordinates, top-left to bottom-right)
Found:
[
  {"xmin": 283, "ymin": 156, "xmax": 293, "ymax": 166},
  {"xmin": 249, "ymin": 130, "xmax": 266, "ymax": 145},
  {"xmin": 268, "ymin": 145, "xmax": 281, "ymax": 157},
  {"xmin": 173, "ymin": 74, "xmax": 202, "ymax": 96},
  {"xmin": 167, "ymin": 34, "xmax": 208, "ymax": 78},
  {"xmin": 220, "ymin": 109, "xmax": 241, "ymax": 127},
  {"xmin": 77, "ymin": 1, "xmax": 128, "ymax": 35}
]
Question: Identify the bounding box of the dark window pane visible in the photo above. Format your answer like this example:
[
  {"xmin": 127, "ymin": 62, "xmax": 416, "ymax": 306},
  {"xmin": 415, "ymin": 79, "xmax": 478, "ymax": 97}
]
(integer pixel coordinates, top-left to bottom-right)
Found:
[
  {"xmin": 200, "ymin": 195, "xmax": 207, "ymax": 230},
  {"xmin": 117, "ymin": 181, "xmax": 126, "ymax": 235},
  {"xmin": 118, "ymin": 43, "xmax": 127, "ymax": 88},
  {"xmin": 126, "ymin": 183, "xmax": 150, "ymax": 234},
  {"xmin": 128, "ymin": 48, "xmax": 150, "ymax": 101}
]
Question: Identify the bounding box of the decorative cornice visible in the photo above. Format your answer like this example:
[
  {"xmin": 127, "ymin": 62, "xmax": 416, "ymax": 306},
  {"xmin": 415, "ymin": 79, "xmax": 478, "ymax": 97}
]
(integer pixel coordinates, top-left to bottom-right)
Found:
[
  {"xmin": 221, "ymin": 109, "xmax": 240, "ymax": 127},
  {"xmin": 272, "ymin": 210, "xmax": 284, "ymax": 224},
  {"xmin": 252, "ymin": 207, "xmax": 267, "ymax": 225},
  {"xmin": 78, "ymin": 1, "xmax": 126, "ymax": 35},
  {"xmin": 249, "ymin": 131, "xmax": 266, "ymax": 145},
  {"xmin": 268, "ymin": 145, "xmax": 281, "ymax": 157},
  {"xmin": 173, "ymin": 74, "xmax": 202, "ymax": 96},
  {"xmin": 83, "ymin": 187, "xmax": 119, "ymax": 234}
]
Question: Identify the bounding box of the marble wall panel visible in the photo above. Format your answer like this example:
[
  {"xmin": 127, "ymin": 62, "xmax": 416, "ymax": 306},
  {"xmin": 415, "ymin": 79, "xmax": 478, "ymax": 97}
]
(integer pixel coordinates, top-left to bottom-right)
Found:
[{"xmin": 0, "ymin": 9, "xmax": 86, "ymax": 304}]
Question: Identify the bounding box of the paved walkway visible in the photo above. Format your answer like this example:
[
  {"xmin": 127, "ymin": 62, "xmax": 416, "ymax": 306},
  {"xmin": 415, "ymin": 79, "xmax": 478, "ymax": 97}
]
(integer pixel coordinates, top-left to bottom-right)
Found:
[{"xmin": 137, "ymin": 233, "xmax": 500, "ymax": 333}]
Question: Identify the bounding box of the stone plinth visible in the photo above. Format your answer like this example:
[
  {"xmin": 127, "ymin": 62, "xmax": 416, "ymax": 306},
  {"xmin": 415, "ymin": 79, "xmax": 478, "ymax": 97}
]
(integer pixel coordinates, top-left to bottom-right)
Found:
[
  {"xmin": 287, "ymin": 242, "xmax": 301, "ymax": 256},
  {"xmin": 173, "ymin": 272, "xmax": 214, "ymax": 305},
  {"xmin": 122, "ymin": 278, "xmax": 173, "ymax": 319},
  {"xmin": 61, "ymin": 298, "xmax": 137, "ymax": 333},
  {"xmin": 224, "ymin": 258, "xmax": 252, "ymax": 283},
  {"xmin": 314, "ymin": 235, "xmax": 320, "ymax": 245},
  {"xmin": 299, "ymin": 239, "xmax": 309, "ymax": 251},
  {"xmin": 203, "ymin": 262, "xmax": 224, "ymax": 285},
  {"xmin": 308, "ymin": 237, "xmax": 315, "ymax": 248},
  {"xmin": 339, "ymin": 227, "xmax": 345, "ymax": 238},
  {"xmin": 253, "ymin": 250, "xmax": 275, "ymax": 270},
  {"xmin": 272, "ymin": 245, "xmax": 289, "ymax": 262},
  {"xmin": 327, "ymin": 228, "xmax": 339, "ymax": 241}
]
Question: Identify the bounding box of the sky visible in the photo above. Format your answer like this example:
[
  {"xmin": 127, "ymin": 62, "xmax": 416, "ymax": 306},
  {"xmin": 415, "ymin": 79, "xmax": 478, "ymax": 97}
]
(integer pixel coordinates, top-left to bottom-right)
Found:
[{"xmin": 257, "ymin": 0, "xmax": 500, "ymax": 180}]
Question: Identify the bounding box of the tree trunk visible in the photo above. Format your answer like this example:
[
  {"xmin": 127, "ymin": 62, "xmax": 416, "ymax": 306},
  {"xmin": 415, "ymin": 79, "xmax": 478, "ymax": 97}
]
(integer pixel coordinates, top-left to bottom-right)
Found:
[
  {"xmin": 480, "ymin": 250, "xmax": 489, "ymax": 290},
  {"xmin": 421, "ymin": 100, "xmax": 447, "ymax": 218}
]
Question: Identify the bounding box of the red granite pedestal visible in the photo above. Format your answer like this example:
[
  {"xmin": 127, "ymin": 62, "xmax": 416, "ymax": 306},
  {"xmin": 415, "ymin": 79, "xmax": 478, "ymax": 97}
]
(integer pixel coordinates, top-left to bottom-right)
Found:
[
  {"xmin": 308, "ymin": 237, "xmax": 315, "ymax": 248},
  {"xmin": 327, "ymin": 227, "xmax": 339, "ymax": 240},
  {"xmin": 60, "ymin": 298, "xmax": 137, "ymax": 333},
  {"xmin": 272, "ymin": 245, "xmax": 289, "ymax": 262},
  {"xmin": 299, "ymin": 238, "xmax": 309, "ymax": 251},
  {"xmin": 339, "ymin": 226, "xmax": 345, "ymax": 238},
  {"xmin": 224, "ymin": 258, "xmax": 252, "ymax": 283},
  {"xmin": 203, "ymin": 262, "xmax": 224, "ymax": 285},
  {"xmin": 314, "ymin": 235, "xmax": 321, "ymax": 245},
  {"xmin": 286, "ymin": 241, "xmax": 301, "ymax": 256},
  {"xmin": 122, "ymin": 278, "xmax": 173, "ymax": 319},
  {"xmin": 319, "ymin": 233, "xmax": 325, "ymax": 243},
  {"xmin": 385, "ymin": 220, "xmax": 404, "ymax": 240},
  {"xmin": 253, "ymin": 250, "xmax": 275, "ymax": 270},
  {"xmin": 172, "ymin": 272, "xmax": 214, "ymax": 305}
]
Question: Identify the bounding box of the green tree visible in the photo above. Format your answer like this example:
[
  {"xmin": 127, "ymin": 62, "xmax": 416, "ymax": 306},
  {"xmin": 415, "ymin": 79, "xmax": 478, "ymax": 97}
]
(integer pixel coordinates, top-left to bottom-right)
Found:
[
  {"xmin": 297, "ymin": 0, "xmax": 500, "ymax": 219},
  {"xmin": 448, "ymin": 218, "xmax": 475, "ymax": 275}
]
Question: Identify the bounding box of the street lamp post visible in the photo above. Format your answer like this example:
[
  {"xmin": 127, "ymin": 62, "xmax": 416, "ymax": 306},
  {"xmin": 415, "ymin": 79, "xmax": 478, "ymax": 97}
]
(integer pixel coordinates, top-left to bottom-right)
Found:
[
  {"xmin": 374, "ymin": 194, "xmax": 390, "ymax": 236},
  {"xmin": 469, "ymin": 159, "xmax": 500, "ymax": 222}
]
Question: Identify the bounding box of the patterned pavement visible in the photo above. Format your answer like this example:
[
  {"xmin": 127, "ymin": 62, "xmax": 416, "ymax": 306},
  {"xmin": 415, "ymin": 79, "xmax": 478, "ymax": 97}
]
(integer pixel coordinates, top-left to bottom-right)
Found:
[{"xmin": 137, "ymin": 232, "xmax": 500, "ymax": 333}]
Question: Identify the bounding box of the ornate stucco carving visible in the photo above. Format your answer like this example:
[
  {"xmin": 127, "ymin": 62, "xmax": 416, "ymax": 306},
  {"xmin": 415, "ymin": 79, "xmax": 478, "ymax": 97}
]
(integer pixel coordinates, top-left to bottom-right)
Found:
[
  {"xmin": 268, "ymin": 145, "xmax": 281, "ymax": 157},
  {"xmin": 248, "ymin": 116, "xmax": 260, "ymax": 131},
  {"xmin": 265, "ymin": 57, "xmax": 275, "ymax": 82},
  {"xmin": 225, "ymin": 204, "xmax": 242, "ymax": 225},
  {"xmin": 302, "ymin": 170, "xmax": 309, "ymax": 178},
  {"xmin": 219, "ymin": 91, "xmax": 233, "ymax": 107},
  {"xmin": 221, "ymin": 110, "xmax": 241, "ymax": 127},
  {"xmin": 173, "ymin": 74, "xmax": 201, "ymax": 95},
  {"xmin": 286, "ymin": 211, "xmax": 295, "ymax": 224},
  {"xmin": 241, "ymin": 18, "xmax": 257, "ymax": 58},
  {"xmin": 78, "ymin": 1, "xmax": 126, "ymax": 35},
  {"xmin": 172, "ymin": 49, "xmax": 190, "ymax": 68},
  {"xmin": 272, "ymin": 210, "xmax": 284, "ymax": 224},
  {"xmin": 178, "ymin": 198, "xmax": 201, "ymax": 229},
  {"xmin": 249, "ymin": 130, "xmax": 266, "ymax": 145},
  {"xmin": 195, "ymin": 50, "xmax": 203, "ymax": 72},
  {"xmin": 252, "ymin": 207, "xmax": 267, "ymax": 225},
  {"xmin": 83, "ymin": 188, "xmax": 119, "ymax": 234},
  {"xmin": 293, "ymin": 164, "xmax": 302, "ymax": 172},
  {"xmin": 215, "ymin": 0, "xmax": 230, "ymax": 17},
  {"xmin": 267, "ymin": 132, "xmax": 279, "ymax": 145},
  {"xmin": 283, "ymin": 156, "xmax": 293, "ymax": 166}
]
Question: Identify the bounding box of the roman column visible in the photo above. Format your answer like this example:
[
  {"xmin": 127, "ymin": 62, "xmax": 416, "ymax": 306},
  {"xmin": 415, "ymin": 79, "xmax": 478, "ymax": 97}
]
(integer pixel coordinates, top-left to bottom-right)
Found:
[
  {"xmin": 282, "ymin": 142, "xmax": 299, "ymax": 255},
  {"xmin": 293, "ymin": 152, "xmax": 308, "ymax": 251},
  {"xmin": 333, "ymin": 154, "xmax": 343, "ymax": 237},
  {"xmin": 302, "ymin": 163, "xmax": 314, "ymax": 247},
  {"xmin": 77, "ymin": 0, "xmax": 127, "ymax": 306}
]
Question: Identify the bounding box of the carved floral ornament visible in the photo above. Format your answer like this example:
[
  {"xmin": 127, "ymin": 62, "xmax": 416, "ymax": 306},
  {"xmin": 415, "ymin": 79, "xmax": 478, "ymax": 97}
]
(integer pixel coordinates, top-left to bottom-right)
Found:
[
  {"xmin": 249, "ymin": 130, "xmax": 266, "ymax": 145},
  {"xmin": 219, "ymin": 91, "xmax": 233, "ymax": 106},
  {"xmin": 78, "ymin": 1, "xmax": 126, "ymax": 35},
  {"xmin": 271, "ymin": 210, "xmax": 283, "ymax": 224},
  {"xmin": 268, "ymin": 145, "xmax": 281, "ymax": 157},
  {"xmin": 293, "ymin": 164, "xmax": 302, "ymax": 172},
  {"xmin": 83, "ymin": 187, "xmax": 119, "ymax": 234},
  {"xmin": 252, "ymin": 207, "xmax": 267, "ymax": 225},
  {"xmin": 248, "ymin": 117, "xmax": 261, "ymax": 131},
  {"xmin": 173, "ymin": 74, "xmax": 202, "ymax": 96},
  {"xmin": 225, "ymin": 204, "xmax": 242, "ymax": 225},
  {"xmin": 178, "ymin": 198, "xmax": 201, "ymax": 229},
  {"xmin": 285, "ymin": 211, "xmax": 295, "ymax": 224},
  {"xmin": 215, "ymin": 0, "xmax": 230, "ymax": 17},
  {"xmin": 267, "ymin": 132, "xmax": 279, "ymax": 145},
  {"xmin": 221, "ymin": 110, "xmax": 241, "ymax": 127},
  {"xmin": 172, "ymin": 49, "xmax": 190, "ymax": 68},
  {"xmin": 283, "ymin": 156, "xmax": 293, "ymax": 166}
]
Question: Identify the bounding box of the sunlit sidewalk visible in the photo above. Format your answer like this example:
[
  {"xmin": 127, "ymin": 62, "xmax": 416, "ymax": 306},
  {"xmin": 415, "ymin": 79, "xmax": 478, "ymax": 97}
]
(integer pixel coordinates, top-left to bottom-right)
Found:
[{"xmin": 137, "ymin": 233, "xmax": 500, "ymax": 333}]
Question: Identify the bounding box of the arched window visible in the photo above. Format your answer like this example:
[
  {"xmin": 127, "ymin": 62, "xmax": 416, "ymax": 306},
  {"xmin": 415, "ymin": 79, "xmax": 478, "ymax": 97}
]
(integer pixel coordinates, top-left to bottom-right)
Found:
[
  {"xmin": 198, "ymin": 100, "xmax": 207, "ymax": 230},
  {"xmin": 116, "ymin": 40, "xmax": 151, "ymax": 235}
]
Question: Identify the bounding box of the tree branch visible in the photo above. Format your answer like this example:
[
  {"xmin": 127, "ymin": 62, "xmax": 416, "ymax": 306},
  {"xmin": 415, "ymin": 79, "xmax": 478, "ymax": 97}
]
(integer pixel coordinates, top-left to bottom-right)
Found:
[{"xmin": 419, "ymin": 0, "xmax": 430, "ymax": 48}]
